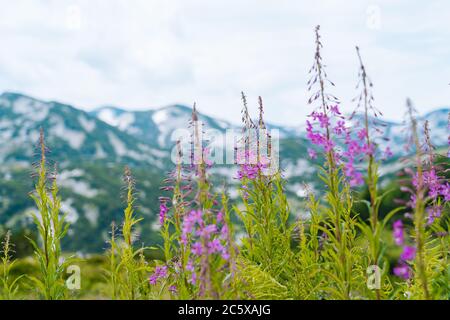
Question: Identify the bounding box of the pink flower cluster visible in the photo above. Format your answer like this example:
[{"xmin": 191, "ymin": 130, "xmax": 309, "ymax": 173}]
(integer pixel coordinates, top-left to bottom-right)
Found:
[
  {"xmin": 159, "ymin": 201, "xmax": 168, "ymax": 225},
  {"xmin": 149, "ymin": 265, "xmax": 168, "ymax": 285},
  {"xmin": 414, "ymin": 169, "xmax": 449, "ymax": 200},
  {"xmin": 306, "ymin": 112, "xmax": 336, "ymax": 154},
  {"xmin": 393, "ymin": 264, "xmax": 411, "ymax": 280},
  {"xmin": 342, "ymin": 128, "xmax": 377, "ymax": 186},
  {"xmin": 237, "ymin": 163, "xmax": 266, "ymax": 180},
  {"xmin": 392, "ymin": 219, "xmax": 416, "ymax": 280},
  {"xmin": 411, "ymin": 168, "xmax": 449, "ymax": 224},
  {"xmin": 236, "ymin": 150, "xmax": 268, "ymax": 180},
  {"xmin": 180, "ymin": 210, "xmax": 230, "ymax": 285},
  {"xmin": 306, "ymin": 105, "xmax": 387, "ymax": 187}
]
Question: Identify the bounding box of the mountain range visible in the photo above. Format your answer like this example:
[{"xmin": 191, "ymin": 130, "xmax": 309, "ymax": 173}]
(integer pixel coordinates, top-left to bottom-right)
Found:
[{"xmin": 0, "ymin": 91, "xmax": 448, "ymax": 252}]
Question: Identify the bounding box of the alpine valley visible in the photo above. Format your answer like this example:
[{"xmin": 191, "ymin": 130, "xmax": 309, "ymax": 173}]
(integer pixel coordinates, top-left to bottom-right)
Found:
[{"xmin": 0, "ymin": 91, "xmax": 448, "ymax": 252}]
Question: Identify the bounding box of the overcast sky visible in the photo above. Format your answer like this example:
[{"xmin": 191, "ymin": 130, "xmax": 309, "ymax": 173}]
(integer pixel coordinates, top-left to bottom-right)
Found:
[{"xmin": 0, "ymin": 0, "xmax": 449, "ymax": 125}]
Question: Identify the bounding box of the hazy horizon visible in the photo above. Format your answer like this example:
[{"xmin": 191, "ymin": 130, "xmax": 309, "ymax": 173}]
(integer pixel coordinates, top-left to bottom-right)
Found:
[{"xmin": 1, "ymin": 89, "xmax": 449, "ymax": 128}]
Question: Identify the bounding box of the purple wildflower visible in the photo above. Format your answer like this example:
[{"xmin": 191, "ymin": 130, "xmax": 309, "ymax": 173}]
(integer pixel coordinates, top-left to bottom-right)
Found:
[
  {"xmin": 426, "ymin": 205, "xmax": 442, "ymax": 224},
  {"xmin": 159, "ymin": 202, "xmax": 168, "ymax": 225},
  {"xmin": 192, "ymin": 242, "xmax": 203, "ymax": 255},
  {"xmin": 155, "ymin": 265, "xmax": 168, "ymax": 277},
  {"xmin": 207, "ymin": 239, "xmax": 223, "ymax": 254},
  {"xmin": 343, "ymin": 161, "xmax": 364, "ymax": 186},
  {"xmin": 221, "ymin": 249, "xmax": 230, "ymax": 260},
  {"xmin": 357, "ymin": 128, "xmax": 367, "ymax": 141},
  {"xmin": 393, "ymin": 263, "xmax": 412, "ymax": 280},
  {"xmin": 317, "ymin": 113, "xmax": 330, "ymax": 128},
  {"xmin": 241, "ymin": 185, "xmax": 249, "ymax": 200},
  {"xmin": 333, "ymin": 121, "xmax": 346, "ymax": 135},
  {"xmin": 393, "ymin": 220, "xmax": 404, "ymax": 246},
  {"xmin": 169, "ymin": 285, "xmax": 177, "ymax": 294},
  {"xmin": 186, "ymin": 260, "xmax": 194, "ymax": 272},
  {"xmin": 149, "ymin": 274, "xmax": 158, "ymax": 285},
  {"xmin": 400, "ymin": 246, "xmax": 416, "ymax": 261},
  {"xmin": 220, "ymin": 225, "xmax": 229, "ymax": 240},
  {"xmin": 149, "ymin": 265, "xmax": 168, "ymax": 285},
  {"xmin": 190, "ymin": 272, "xmax": 197, "ymax": 285},
  {"xmin": 308, "ymin": 148, "xmax": 317, "ymax": 160},
  {"xmin": 196, "ymin": 224, "xmax": 217, "ymax": 238},
  {"xmin": 440, "ymin": 183, "xmax": 450, "ymax": 201}
]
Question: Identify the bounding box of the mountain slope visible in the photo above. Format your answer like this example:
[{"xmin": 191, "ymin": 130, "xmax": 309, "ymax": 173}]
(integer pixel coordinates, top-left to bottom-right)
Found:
[
  {"xmin": 0, "ymin": 92, "xmax": 171, "ymax": 252},
  {"xmin": 0, "ymin": 92, "xmax": 168, "ymax": 167}
]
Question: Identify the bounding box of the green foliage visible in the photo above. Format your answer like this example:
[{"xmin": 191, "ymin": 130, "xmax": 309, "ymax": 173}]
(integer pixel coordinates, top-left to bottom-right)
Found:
[
  {"xmin": 235, "ymin": 172, "xmax": 294, "ymax": 290},
  {"xmin": 27, "ymin": 130, "xmax": 73, "ymax": 300},
  {"xmin": 105, "ymin": 167, "xmax": 150, "ymax": 300},
  {"xmin": 0, "ymin": 231, "xmax": 24, "ymax": 299}
]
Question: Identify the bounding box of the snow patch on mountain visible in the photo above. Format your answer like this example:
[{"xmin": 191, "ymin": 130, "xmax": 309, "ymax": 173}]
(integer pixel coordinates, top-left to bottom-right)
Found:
[
  {"xmin": 60, "ymin": 179, "xmax": 100, "ymax": 198},
  {"xmin": 12, "ymin": 96, "xmax": 49, "ymax": 121},
  {"xmin": 78, "ymin": 115, "xmax": 96, "ymax": 132},
  {"xmin": 152, "ymin": 109, "xmax": 169, "ymax": 124},
  {"xmin": 61, "ymin": 199, "xmax": 79, "ymax": 224},
  {"xmin": 283, "ymin": 159, "xmax": 315, "ymax": 178},
  {"xmin": 59, "ymin": 168, "xmax": 85, "ymax": 179},
  {"xmin": 94, "ymin": 142, "xmax": 107, "ymax": 159},
  {"xmin": 59, "ymin": 169, "xmax": 100, "ymax": 198},
  {"xmin": 83, "ymin": 204, "xmax": 99, "ymax": 227},
  {"xmin": 107, "ymin": 131, "xmax": 127, "ymax": 156},
  {"xmin": 97, "ymin": 108, "xmax": 135, "ymax": 131},
  {"xmin": 50, "ymin": 116, "xmax": 86, "ymax": 149}
]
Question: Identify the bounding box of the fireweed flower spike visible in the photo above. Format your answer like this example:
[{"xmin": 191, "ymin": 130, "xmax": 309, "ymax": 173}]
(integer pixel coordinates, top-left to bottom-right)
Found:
[
  {"xmin": 240, "ymin": 91, "xmax": 255, "ymax": 132},
  {"xmin": 306, "ymin": 29, "xmax": 370, "ymax": 190},
  {"xmin": 159, "ymin": 200, "xmax": 168, "ymax": 225},
  {"xmin": 233, "ymin": 93, "xmax": 295, "ymax": 297},
  {"xmin": 156, "ymin": 137, "xmax": 196, "ymax": 286},
  {"xmin": 345, "ymin": 47, "xmax": 390, "ymax": 194},
  {"xmin": 421, "ymin": 121, "xmax": 449, "ymax": 224},
  {"xmin": 178, "ymin": 205, "xmax": 232, "ymax": 298},
  {"xmin": 393, "ymin": 232, "xmax": 417, "ymax": 281},
  {"xmin": 349, "ymin": 46, "xmax": 386, "ymax": 191},
  {"xmin": 350, "ymin": 46, "xmax": 397, "ymax": 299},
  {"xmin": 305, "ymin": 26, "xmax": 366, "ymax": 299},
  {"xmin": 307, "ymin": 25, "xmax": 353, "ymax": 245},
  {"xmin": 306, "ymin": 26, "xmax": 341, "ymax": 172},
  {"xmin": 27, "ymin": 128, "xmax": 73, "ymax": 300},
  {"xmin": 153, "ymin": 104, "xmax": 233, "ymax": 299},
  {"xmin": 402, "ymin": 99, "xmax": 431, "ymax": 299},
  {"xmin": 392, "ymin": 219, "xmax": 415, "ymax": 281}
]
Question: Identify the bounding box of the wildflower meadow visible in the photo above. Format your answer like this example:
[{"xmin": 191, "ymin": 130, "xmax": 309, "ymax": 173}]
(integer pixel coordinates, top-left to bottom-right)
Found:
[{"xmin": 0, "ymin": 26, "xmax": 449, "ymax": 302}]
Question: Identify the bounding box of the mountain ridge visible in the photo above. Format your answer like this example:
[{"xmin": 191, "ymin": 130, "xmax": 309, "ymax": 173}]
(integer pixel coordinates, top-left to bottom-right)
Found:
[{"xmin": 0, "ymin": 91, "xmax": 448, "ymax": 252}]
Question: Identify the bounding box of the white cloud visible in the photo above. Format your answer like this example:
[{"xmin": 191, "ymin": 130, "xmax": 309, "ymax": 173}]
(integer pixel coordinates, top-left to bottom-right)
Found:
[{"xmin": 0, "ymin": 0, "xmax": 449, "ymax": 125}]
